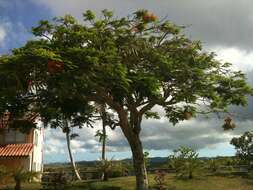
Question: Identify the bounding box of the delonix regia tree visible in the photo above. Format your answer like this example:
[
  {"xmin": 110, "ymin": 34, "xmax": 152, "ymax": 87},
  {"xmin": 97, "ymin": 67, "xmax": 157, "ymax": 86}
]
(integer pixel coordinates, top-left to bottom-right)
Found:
[
  {"xmin": 0, "ymin": 43, "xmax": 93, "ymax": 181},
  {"xmin": 0, "ymin": 9, "xmax": 252, "ymax": 190}
]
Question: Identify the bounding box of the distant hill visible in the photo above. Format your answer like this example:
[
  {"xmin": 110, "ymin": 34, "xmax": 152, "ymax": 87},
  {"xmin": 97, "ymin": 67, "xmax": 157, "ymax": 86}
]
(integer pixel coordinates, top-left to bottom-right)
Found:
[
  {"xmin": 45, "ymin": 157, "xmax": 168, "ymax": 167},
  {"xmin": 45, "ymin": 156, "xmax": 233, "ymax": 169},
  {"xmin": 45, "ymin": 156, "xmax": 168, "ymax": 167}
]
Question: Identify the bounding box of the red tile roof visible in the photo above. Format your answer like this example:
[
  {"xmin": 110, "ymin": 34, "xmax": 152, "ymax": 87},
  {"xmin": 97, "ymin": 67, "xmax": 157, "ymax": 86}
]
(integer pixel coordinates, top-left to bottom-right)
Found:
[{"xmin": 0, "ymin": 143, "xmax": 33, "ymax": 157}]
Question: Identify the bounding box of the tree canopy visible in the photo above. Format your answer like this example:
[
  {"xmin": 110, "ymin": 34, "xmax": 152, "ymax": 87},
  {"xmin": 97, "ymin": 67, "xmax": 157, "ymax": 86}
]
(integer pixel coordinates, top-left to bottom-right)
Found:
[
  {"xmin": 231, "ymin": 131, "xmax": 253, "ymax": 164},
  {"xmin": 1, "ymin": 10, "xmax": 252, "ymax": 123}
]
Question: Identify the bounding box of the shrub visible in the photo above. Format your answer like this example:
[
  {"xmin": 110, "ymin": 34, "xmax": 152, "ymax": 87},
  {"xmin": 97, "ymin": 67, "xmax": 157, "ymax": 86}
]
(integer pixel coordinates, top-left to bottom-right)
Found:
[
  {"xmin": 96, "ymin": 158, "xmax": 113, "ymax": 181},
  {"xmin": 154, "ymin": 170, "xmax": 167, "ymax": 190},
  {"xmin": 0, "ymin": 165, "xmax": 9, "ymax": 185},
  {"xmin": 10, "ymin": 167, "xmax": 38, "ymax": 190},
  {"xmin": 169, "ymin": 147, "xmax": 202, "ymax": 179},
  {"xmin": 42, "ymin": 170, "xmax": 68, "ymax": 190},
  {"xmin": 207, "ymin": 159, "xmax": 221, "ymax": 173}
]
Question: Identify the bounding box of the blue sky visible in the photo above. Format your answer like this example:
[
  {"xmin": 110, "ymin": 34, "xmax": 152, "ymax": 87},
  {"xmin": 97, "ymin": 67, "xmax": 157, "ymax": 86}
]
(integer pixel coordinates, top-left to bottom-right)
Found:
[
  {"xmin": 1, "ymin": 0, "xmax": 253, "ymax": 163},
  {"xmin": 0, "ymin": 0, "xmax": 52, "ymax": 54}
]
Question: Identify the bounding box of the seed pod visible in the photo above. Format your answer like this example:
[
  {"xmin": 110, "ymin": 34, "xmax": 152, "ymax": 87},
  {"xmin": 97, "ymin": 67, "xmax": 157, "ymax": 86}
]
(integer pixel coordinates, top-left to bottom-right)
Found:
[
  {"xmin": 184, "ymin": 111, "xmax": 192, "ymax": 120},
  {"xmin": 223, "ymin": 116, "xmax": 236, "ymax": 130},
  {"xmin": 224, "ymin": 116, "xmax": 232, "ymax": 124}
]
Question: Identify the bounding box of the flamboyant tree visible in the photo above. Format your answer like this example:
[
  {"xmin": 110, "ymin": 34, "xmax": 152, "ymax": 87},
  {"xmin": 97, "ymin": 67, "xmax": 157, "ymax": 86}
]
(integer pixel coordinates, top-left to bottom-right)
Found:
[
  {"xmin": 0, "ymin": 42, "xmax": 94, "ymax": 181},
  {"xmin": 0, "ymin": 10, "xmax": 252, "ymax": 190}
]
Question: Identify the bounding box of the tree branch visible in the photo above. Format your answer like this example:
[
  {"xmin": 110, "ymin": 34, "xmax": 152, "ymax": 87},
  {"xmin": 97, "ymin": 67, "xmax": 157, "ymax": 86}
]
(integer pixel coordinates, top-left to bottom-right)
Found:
[{"xmin": 139, "ymin": 102, "xmax": 156, "ymax": 116}]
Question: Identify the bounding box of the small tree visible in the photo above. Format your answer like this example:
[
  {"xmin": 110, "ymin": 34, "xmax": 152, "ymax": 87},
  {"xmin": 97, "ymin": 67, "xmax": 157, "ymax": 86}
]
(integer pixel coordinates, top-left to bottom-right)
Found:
[
  {"xmin": 11, "ymin": 167, "xmax": 38, "ymax": 190},
  {"xmin": 95, "ymin": 103, "xmax": 118, "ymax": 181},
  {"xmin": 230, "ymin": 131, "xmax": 253, "ymax": 165},
  {"xmin": 207, "ymin": 159, "xmax": 220, "ymax": 173},
  {"xmin": 144, "ymin": 151, "xmax": 151, "ymax": 169},
  {"xmin": 95, "ymin": 127, "xmax": 109, "ymax": 181},
  {"xmin": 169, "ymin": 147, "xmax": 201, "ymax": 179},
  {"xmin": 96, "ymin": 158, "xmax": 113, "ymax": 181},
  {"xmin": 154, "ymin": 170, "xmax": 167, "ymax": 190}
]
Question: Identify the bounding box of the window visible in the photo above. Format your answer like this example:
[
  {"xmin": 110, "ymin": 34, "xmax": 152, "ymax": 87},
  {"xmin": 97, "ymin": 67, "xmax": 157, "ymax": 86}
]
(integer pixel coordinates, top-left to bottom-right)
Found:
[
  {"xmin": 5, "ymin": 129, "xmax": 15, "ymax": 143},
  {"xmin": 5, "ymin": 129, "xmax": 26, "ymax": 144},
  {"xmin": 16, "ymin": 132, "xmax": 26, "ymax": 143},
  {"xmin": 34, "ymin": 131, "xmax": 38, "ymax": 146}
]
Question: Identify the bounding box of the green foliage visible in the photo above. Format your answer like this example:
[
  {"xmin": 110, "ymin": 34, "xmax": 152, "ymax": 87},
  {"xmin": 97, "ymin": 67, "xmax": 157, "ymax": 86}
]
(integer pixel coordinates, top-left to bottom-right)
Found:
[
  {"xmin": 42, "ymin": 170, "xmax": 68, "ymax": 190},
  {"xmin": 96, "ymin": 158, "xmax": 113, "ymax": 180},
  {"xmin": 169, "ymin": 147, "xmax": 202, "ymax": 179},
  {"xmin": 230, "ymin": 131, "xmax": 253, "ymax": 164},
  {"xmin": 10, "ymin": 120, "xmax": 36, "ymax": 134},
  {"xmin": 1, "ymin": 9, "xmax": 252, "ymax": 129},
  {"xmin": 154, "ymin": 170, "xmax": 167, "ymax": 190},
  {"xmin": 109, "ymin": 162, "xmax": 129, "ymax": 178},
  {"xmin": 10, "ymin": 167, "xmax": 38, "ymax": 190},
  {"xmin": 144, "ymin": 151, "xmax": 151, "ymax": 168},
  {"xmin": 0, "ymin": 165, "xmax": 9, "ymax": 184},
  {"xmin": 206, "ymin": 159, "xmax": 221, "ymax": 173},
  {"xmin": 144, "ymin": 111, "xmax": 160, "ymax": 119},
  {"xmin": 95, "ymin": 130, "xmax": 108, "ymax": 143}
]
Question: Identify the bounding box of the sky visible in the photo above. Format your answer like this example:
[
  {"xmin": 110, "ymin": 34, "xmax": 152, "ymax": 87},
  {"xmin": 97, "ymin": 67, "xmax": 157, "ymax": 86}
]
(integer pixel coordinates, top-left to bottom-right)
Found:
[{"xmin": 1, "ymin": 0, "xmax": 253, "ymax": 163}]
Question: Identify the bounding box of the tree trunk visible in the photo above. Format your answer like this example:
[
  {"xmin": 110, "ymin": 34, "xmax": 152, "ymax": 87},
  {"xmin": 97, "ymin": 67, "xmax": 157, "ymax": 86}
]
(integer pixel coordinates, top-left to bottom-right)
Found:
[
  {"xmin": 102, "ymin": 120, "xmax": 106, "ymax": 160},
  {"xmin": 14, "ymin": 180, "xmax": 21, "ymax": 190},
  {"xmin": 64, "ymin": 121, "xmax": 82, "ymax": 181},
  {"xmin": 129, "ymin": 134, "xmax": 149, "ymax": 190},
  {"xmin": 119, "ymin": 112, "xmax": 149, "ymax": 190},
  {"xmin": 101, "ymin": 118, "xmax": 107, "ymax": 181},
  {"xmin": 189, "ymin": 171, "xmax": 193, "ymax": 179}
]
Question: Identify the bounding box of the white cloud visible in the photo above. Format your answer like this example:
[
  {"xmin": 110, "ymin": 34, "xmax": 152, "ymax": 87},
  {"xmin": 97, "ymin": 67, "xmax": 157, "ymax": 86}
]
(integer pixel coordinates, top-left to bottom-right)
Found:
[
  {"xmin": 0, "ymin": 25, "xmax": 7, "ymax": 47},
  {"xmin": 44, "ymin": 115, "xmax": 253, "ymax": 159},
  {"xmin": 0, "ymin": 19, "xmax": 29, "ymax": 52},
  {"xmin": 0, "ymin": 26, "xmax": 6, "ymax": 44},
  {"xmin": 211, "ymin": 46, "xmax": 253, "ymax": 72}
]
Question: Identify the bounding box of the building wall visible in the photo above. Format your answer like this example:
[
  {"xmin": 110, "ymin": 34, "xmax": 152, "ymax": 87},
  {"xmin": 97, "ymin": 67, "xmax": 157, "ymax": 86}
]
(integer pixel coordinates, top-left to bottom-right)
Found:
[
  {"xmin": 0, "ymin": 132, "xmax": 4, "ymax": 144},
  {"xmin": 0, "ymin": 157, "xmax": 31, "ymax": 171},
  {"xmin": 0, "ymin": 127, "xmax": 44, "ymax": 173},
  {"xmin": 31, "ymin": 128, "xmax": 43, "ymax": 172},
  {"xmin": 0, "ymin": 128, "xmax": 33, "ymax": 145}
]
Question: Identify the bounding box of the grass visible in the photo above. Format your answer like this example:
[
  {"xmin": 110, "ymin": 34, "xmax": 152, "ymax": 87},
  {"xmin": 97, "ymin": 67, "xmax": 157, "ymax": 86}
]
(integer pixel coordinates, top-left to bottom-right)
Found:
[{"xmin": 1, "ymin": 174, "xmax": 253, "ymax": 190}]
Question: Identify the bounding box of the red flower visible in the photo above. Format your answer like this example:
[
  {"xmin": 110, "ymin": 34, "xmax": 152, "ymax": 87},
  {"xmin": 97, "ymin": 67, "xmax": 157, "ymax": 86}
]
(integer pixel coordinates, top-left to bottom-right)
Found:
[{"xmin": 48, "ymin": 61, "xmax": 64, "ymax": 73}]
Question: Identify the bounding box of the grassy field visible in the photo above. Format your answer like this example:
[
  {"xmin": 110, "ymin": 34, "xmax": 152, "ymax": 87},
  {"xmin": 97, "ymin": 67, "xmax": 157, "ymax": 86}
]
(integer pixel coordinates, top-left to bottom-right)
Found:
[{"xmin": 1, "ymin": 174, "xmax": 253, "ymax": 190}]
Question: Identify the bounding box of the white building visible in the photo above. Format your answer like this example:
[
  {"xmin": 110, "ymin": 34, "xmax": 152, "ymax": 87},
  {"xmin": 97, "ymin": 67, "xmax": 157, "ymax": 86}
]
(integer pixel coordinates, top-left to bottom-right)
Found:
[{"xmin": 0, "ymin": 119, "xmax": 44, "ymax": 173}]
